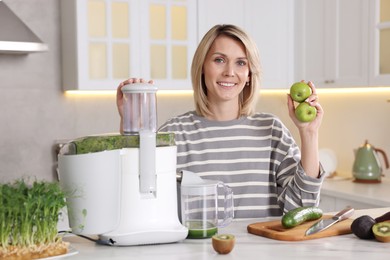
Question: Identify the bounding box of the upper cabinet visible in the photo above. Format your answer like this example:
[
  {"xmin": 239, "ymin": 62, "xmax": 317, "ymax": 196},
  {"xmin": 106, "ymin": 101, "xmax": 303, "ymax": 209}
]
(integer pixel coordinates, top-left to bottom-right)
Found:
[
  {"xmin": 61, "ymin": 0, "xmax": 197, "ymax": 90},
  {"xmin": 369, "ymin": 0, "xmax": 390, "ymax": 85},
  {"xmin": 61, "ymin": 0, "xmax": 390, "ymax": 91},
  {"xmin": 62, "ymin": 0, "xmax": 294, "ymax": 90},
  {"xmin": 295, "ymin": 0, "xmax": 390, "ymax": 88},
  {"xmin": 294, "ymin": 0, "xmax": 370, "ymax": 88},
  {"xmin": 198, "ymin": 0, "xmax": 294, "ymax": 89}
]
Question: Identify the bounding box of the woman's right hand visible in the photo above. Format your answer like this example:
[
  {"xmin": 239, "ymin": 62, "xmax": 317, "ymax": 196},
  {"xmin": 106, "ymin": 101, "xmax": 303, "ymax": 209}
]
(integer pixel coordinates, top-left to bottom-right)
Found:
[
  {"xmin": 116, "ymin": 78, "xmax": 154, "ymax": 118},
  {"xmin": 116, "ymin": 78, "xmax": 154, "ymax": 133}
]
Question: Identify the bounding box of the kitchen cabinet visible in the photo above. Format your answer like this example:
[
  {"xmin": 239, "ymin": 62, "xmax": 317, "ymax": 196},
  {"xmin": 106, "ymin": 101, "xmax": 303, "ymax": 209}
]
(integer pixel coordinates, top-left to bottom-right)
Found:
[
  {"xmin": 61, "ymin": 0, "xmax": 387, "ymax": 91},
  {"xmin": 62, "ymin": 0, "xmax": 294, "ymax": 91},
  {"xmin": 369, "ymin": 0, "xmax": 390, "ymax": 85},
  {"xmin": 319, "ymin": 178, "xmax": 390, "ymax": 212},
  {"xmin": 294, "ymin": 0, "xmax": 370, "ymax": 88},
  {"xmin": 319, "ymin": 195, "xmax": 380, "ymax": 213},
  {"xmin": 61, "ymin": 0, "xmax": 293, "ymax": 90},
  {"xmin": 198, "ymin": 0, "xmax": 294, "ymax": 89},
  {"xmin": 61, "ymin": 0, "xmax": 197, "ymax": 91}
]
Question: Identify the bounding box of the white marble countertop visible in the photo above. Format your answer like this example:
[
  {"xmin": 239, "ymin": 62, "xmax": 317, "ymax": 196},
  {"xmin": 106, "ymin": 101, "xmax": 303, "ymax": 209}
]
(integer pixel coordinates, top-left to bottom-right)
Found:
[
  {"xmin": 321, "ymin": 177, "xmax": 390, "ymax": 206},
  {"xmin": 63, "ymin": 207, "xmax": 390, "ymax": 260}
]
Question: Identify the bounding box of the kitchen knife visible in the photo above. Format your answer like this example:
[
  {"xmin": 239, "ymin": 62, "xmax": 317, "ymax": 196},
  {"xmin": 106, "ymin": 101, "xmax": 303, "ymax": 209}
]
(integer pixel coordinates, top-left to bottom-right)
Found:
[{"xmin": 305, "ymin": 207, "xmax": 355, "ymax": 236}]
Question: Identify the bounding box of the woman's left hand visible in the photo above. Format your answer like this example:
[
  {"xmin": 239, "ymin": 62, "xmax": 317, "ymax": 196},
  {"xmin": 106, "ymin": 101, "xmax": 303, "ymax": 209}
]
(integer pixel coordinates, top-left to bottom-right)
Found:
[
  {"xmin": 288, "ymin": 81, "xmax": 324, "ymax": 178},
  {"xmin": 287, "ymin": 81, "xmax": 324, "ymax": 133}
]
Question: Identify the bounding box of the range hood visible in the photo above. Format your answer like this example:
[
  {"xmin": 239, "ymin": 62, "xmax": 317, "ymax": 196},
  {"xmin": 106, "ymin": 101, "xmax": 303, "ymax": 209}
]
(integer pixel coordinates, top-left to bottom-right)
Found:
[{"xmin": 0, "ymin": 0, "xmax": 48, "ymax": 54}]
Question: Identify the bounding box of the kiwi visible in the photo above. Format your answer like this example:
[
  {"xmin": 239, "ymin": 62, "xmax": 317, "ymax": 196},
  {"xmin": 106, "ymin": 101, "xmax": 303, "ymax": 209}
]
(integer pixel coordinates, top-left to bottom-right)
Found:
[
  {"xmin": 351, "ymin": 215, "xmax": 376, "ymax": 239},
  {"xmin": 212, "ymin": 234, "xmax": 235, "ymax": 254},
  {"xmin": 372, "ymin": 222, "xmax": 390, "ymax": 242}
]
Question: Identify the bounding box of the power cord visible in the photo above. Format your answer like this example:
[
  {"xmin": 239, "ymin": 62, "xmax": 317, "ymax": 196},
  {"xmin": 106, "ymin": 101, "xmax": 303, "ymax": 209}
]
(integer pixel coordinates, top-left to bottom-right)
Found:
[{"xmin": 58, "ymin": 231, "xmax": 116, "ymax": 245}]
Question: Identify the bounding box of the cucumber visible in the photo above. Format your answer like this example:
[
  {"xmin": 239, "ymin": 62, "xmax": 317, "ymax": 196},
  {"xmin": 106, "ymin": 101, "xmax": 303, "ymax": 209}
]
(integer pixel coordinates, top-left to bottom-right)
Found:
[{"xmin": 281, "ymin": 206, "xmax": 323, "ymax": 228}]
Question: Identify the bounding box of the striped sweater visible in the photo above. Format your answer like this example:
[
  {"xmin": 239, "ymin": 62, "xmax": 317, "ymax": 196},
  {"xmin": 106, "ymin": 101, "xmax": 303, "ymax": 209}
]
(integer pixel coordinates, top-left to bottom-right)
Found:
[{"xmin": 159, "ymin": 111, "xmax": 325, "ymax": 219}]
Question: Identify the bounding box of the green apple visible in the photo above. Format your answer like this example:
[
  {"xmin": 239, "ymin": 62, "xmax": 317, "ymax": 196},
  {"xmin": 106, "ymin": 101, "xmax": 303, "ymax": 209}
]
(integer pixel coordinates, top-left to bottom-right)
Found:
[
  {"xmin": 295, "ymin": 102, "xmax": 317, "ymax": 122},
  {"xmin": 290, "ymin": 82, "xmax": 312, "ymax": 103}
]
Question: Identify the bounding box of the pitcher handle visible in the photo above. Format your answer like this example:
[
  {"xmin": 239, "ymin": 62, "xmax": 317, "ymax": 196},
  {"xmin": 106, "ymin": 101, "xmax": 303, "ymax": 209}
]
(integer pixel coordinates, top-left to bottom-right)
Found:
[{"xmin": 217, "ymin": 183, "xmax": 234, "ymax": 228}]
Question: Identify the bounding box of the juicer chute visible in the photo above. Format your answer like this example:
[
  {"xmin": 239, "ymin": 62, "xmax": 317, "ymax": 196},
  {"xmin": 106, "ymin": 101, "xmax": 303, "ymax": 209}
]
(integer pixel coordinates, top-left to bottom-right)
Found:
[
  {"xmin": 122, "ymin": 83, "xmax": 158, "ymax": 195},
  {"xmin": 138, "ymin": 130, "xmax": 156, "ymax": 194}
]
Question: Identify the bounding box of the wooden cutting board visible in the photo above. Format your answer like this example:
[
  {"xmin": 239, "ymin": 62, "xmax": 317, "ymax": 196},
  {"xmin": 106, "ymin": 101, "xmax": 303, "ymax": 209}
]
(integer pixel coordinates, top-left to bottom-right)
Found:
[{"xmin": 247, "ymin": 215, "xmax": 353, "ymax": 241}]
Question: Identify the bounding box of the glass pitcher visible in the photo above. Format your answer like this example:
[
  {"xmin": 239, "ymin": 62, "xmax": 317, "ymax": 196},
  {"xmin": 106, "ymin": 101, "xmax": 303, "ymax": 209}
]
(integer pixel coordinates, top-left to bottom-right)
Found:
[{"xmin": 180, "ymin": 171, "xmax": 234, "ymax": 239}]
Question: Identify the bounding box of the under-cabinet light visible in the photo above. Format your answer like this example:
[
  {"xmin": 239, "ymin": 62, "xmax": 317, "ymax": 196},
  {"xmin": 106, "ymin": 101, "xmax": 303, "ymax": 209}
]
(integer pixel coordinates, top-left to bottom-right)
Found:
[
  {"xmin": 261, "ymin": 87, "xmax": 390, "ymax": 95},
  {"xmin": 64, "ymin": 90, "xmax": 116, "ymax": 96},
  {"xmin": 64, "ymin": 87, "xmax": 390, "ymax": 97},
  {"xmin": 64, "ymin": 90, "xmax": 194, "ymax": 96}
]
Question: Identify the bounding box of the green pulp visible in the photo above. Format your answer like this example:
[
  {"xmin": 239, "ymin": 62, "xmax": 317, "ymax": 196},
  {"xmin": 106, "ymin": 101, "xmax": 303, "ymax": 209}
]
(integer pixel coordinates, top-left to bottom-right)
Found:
[{"xmin": 63, "ymin": 133, "xmax": 175, "ymax": 155}]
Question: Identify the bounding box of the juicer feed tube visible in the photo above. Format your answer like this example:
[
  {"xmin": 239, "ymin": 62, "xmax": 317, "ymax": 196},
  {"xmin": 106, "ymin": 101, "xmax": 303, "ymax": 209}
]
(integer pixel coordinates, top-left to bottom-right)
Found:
[{"xmin": 139, "ymin": 130, "xmax": 156, "ymax": 194}]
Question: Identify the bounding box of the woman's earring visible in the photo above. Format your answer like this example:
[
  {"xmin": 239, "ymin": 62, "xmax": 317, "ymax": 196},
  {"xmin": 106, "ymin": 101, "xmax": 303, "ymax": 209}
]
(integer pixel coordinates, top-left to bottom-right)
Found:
[{"xmin": 246, "ymin": 82, "xmax": 250, "ymax": 86}]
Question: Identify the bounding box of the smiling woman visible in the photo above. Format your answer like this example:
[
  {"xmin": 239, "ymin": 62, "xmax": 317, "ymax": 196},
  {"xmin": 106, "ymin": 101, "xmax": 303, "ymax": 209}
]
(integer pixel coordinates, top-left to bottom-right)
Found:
[{"xmin": 116, "ymin": 24, "xmax": 325, "ymax": 219}]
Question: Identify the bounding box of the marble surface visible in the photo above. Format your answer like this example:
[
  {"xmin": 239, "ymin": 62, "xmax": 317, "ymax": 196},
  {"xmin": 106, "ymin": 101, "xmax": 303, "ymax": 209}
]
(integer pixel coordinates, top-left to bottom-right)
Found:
[
  {"xmin": 63, "ymin": 207, "xmax": 390, "ymax": 260},
  {"xmin": 322, "ymin": 177, "xmax": 390, "ymax": 206}
]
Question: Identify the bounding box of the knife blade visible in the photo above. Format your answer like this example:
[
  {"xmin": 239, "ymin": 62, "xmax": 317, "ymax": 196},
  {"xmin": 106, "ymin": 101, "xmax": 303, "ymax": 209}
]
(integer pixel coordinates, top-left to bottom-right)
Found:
[{"xmin": 305, "ymin": 207, "xmax": 355, "ymax": 236}]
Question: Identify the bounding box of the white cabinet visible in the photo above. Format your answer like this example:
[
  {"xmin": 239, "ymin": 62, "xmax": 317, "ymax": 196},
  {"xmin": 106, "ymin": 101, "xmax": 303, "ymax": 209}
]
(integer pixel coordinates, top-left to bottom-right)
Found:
[
  {"xmin": 319, "ymin": 195, "xmax": 379, "ymax": 213},
  {"xmin": 62, "ymin": 0, "xmax": 293, "ymax": 91},
  {"xmin": 61, "ymin": 0, "xmax": 387, "ymax": 91},
  {"xmin": 295, "ymin": 0, "xmax": 390, "ymax": 88},
  {"xmin": 294, "ymin": 0, "xmax": 370, "ymax": 88},
  {"xmin": 319, "ymin": 178, "xmax": 390, "ymax": 212},
  {"xmin": 61, "ymin": 0, "xmax": 197, "ymax": 91},
  {"xmin": 197, "ymin": 0, "xmax": 245, "ymax": 37},
  {"xmin": 197, "ymin": 0, "xmax": 294, "ymax": 89},
  {"xmin": 369, "ymin": 0, "xmax": 390, "ymax": 85}
]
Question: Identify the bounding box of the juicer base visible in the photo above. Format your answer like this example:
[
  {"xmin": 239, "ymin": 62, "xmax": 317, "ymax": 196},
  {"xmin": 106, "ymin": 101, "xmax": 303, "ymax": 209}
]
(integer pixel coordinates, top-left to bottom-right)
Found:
[{"xmin": 98, "ymin": 226, "xmax": 188, "ymax": 246}]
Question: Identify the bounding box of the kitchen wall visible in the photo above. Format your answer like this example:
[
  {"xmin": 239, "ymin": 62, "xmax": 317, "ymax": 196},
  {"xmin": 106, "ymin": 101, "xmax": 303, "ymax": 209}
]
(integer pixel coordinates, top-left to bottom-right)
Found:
[{"xmin": 0, "ymin": 0, "xmax": 389, "ymax": 183}]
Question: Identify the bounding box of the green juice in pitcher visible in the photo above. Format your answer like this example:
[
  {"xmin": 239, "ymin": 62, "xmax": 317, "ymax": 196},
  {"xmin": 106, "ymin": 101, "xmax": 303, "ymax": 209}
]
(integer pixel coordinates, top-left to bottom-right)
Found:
[{"xmin": 186, "ymin": 220, "xmax": 218, "ymax": 239}]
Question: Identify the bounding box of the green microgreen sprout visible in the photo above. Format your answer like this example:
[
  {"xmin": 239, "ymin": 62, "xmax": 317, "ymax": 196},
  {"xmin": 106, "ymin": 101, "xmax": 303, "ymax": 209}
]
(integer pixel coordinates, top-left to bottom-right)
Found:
[{"xmin": 0, "ymin": 179, "xmax": 67, "ymax": 257}]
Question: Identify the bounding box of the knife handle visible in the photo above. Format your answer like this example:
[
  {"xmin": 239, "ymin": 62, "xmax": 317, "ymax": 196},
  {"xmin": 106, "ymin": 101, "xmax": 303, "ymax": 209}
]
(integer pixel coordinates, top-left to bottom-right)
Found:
[{"xmin": 334, "ymin": 207, "xmax": 355, "ymax": 220}]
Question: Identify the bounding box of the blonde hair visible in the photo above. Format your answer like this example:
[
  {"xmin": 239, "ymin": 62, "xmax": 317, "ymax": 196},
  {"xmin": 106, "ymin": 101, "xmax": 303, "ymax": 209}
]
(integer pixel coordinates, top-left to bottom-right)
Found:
[{"xmin": 191, "ymin": 24, "xmax": 262, "ymax": 117}]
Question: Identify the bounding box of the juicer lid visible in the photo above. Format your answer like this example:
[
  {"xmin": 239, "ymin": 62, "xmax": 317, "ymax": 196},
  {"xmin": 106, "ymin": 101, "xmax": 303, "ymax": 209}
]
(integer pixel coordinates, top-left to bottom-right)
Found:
[
  {"xmin": 121, "ymin": 83, "xmax": 158, "ymax": 93},
  {"xmin": 180, "ymin": 170, "xmax": 221, "ymax": 188},
  {"xmin": 180, "ymin": 170, "xmax": 219, "ymax": 195}
]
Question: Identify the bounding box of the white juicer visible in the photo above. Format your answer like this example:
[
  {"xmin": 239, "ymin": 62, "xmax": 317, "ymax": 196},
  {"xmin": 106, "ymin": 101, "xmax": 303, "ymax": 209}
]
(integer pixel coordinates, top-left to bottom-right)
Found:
[{"xmin": 58, "ymin": 83, "xmax": 188, "ymax": 246}]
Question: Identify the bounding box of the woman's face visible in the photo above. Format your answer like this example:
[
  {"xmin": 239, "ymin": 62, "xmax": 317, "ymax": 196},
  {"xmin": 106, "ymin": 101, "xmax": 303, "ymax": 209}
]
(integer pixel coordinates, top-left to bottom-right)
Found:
[{"xmin": 203, "ymin": 35, "xmax": 250, "ymax": 105}]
